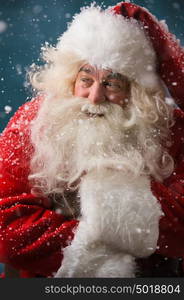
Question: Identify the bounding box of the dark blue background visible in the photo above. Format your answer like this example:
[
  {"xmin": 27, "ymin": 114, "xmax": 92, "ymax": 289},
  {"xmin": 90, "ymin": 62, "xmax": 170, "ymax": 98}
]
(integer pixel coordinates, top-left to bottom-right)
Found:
[{"xmin": 0, "ymin": 0, "xmax": 184, "ymax": 133}]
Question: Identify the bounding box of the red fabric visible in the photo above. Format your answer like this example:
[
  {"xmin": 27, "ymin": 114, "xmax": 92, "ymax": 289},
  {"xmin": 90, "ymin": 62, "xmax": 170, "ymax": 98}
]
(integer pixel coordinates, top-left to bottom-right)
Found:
[
  {"xmin": 113, "ymin": 1, "xmax": 184, "ymax": 261},
  {"xmin": 151, "ymin": 109, "xmax": 184, "ymax": 258},
  {"xmin": 0, "ymin": 273, "xmax": 5, "ymax": 278},
  {"xmin": 113, "ymin": 2, "xmax": 184, "ymax": 110},
  {"xmin": 0, "ymin": 97, "xmax": 78, "ymax": 277}
]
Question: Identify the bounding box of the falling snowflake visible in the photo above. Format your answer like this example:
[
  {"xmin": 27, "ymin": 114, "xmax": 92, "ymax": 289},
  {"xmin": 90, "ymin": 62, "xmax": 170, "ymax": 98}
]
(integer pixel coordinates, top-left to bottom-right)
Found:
[
  {"xmin": 172, "ymin": 2, "xmax": 180, "ymax": 10},
  {"xmin": 16, "ymin": 64, "xmax": 22, "ymax": 75},
  {"xmin": 0, "ymin": 20, "xmax": 8, "ymax": 33},
  {"xmin": 65, "ymin": 13, "xmax": 71, "ymax": 19},
  {"xmin": 33, "ymin": 5, "xmax": 43, "ymax": 14},
  {"xmin": 4, "ymin": 105, "xmax": 12, "ymax": 114}
]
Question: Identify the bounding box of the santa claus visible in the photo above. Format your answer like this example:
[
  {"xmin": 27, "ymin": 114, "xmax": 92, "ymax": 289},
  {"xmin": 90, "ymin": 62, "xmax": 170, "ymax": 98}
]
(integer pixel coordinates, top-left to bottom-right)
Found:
[{"xmin": 0, "ymin": 2, "xmax": 184, "ymax": 278}]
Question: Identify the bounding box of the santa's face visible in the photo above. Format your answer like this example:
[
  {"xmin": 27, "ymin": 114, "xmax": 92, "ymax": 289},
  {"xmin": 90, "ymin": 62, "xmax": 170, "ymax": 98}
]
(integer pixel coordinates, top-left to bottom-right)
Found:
[
  {"xmin": 74, "ymin": 64, "xmax": 130, "ymax": 109},
  {"xmin": 30, "ymin": 63, "xmax": 173, "ymax": 199}
]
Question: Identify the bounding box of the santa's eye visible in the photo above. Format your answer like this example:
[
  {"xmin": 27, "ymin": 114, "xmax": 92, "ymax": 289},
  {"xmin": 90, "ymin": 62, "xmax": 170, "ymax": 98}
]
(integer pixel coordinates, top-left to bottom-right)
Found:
[
  {"xmin": 102, "ymin": 80, "xmax": 122, "ymax": 92},
  {"xmin": 80, "ymin": 77, "xmax": 93, "ymax": 87}
]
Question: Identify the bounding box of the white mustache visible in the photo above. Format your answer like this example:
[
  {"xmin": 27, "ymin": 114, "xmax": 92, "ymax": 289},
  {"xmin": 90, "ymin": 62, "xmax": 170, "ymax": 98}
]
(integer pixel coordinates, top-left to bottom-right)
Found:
[{"xmin": 81, "ymin": 103, "xmax": 111, "ymax": 116}]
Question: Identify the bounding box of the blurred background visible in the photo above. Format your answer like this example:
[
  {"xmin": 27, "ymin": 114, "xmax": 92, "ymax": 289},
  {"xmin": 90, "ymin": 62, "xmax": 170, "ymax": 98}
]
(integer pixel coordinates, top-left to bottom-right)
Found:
[
  {"xmin": 0, "ymin": 0, "xmax": 184, "ymax": 133},
  {"xmin": 0, "ymin": 0, "xmax": 184, "ymax": 275}
]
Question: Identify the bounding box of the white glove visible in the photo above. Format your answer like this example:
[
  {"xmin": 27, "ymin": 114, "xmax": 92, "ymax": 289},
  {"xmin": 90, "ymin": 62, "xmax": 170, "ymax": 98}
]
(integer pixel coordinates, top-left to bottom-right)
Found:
[{"xmin": 55, "ymin": 169, "xmax": 162, "ymax": 278}]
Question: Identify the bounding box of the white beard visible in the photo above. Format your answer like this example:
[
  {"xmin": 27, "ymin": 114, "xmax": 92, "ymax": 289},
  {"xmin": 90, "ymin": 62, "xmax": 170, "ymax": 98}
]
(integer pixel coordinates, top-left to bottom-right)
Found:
[
  {"xmin": 30, "ymin": 96, "xmax": 147, "ymax": 198},
  {"xmin": 30, "ymin": 96, "xmax": 163, "ymax": 277}
]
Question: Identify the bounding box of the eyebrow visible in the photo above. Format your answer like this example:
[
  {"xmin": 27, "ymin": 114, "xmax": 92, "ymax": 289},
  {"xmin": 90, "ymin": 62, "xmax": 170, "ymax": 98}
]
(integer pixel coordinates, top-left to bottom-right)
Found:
[
  {"xmin": 105, "ymin": 73, "xmax": 126, "ymax": 81},
  {"xmin": 79, "ymin": 66, "xmax": 94, "ymax": 74},
  {"xmin": 78, "ymin": 67, "xmax": 128, "ymax": 82}
]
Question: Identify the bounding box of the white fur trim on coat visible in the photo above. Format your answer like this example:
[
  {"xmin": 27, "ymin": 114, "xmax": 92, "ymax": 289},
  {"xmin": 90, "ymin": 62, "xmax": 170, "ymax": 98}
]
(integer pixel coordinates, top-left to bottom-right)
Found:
[
  {"xmin": 55, "ymin": 170, "xmax": 162, "ymax": 278},
  {"xmin": 57, "ymin": 6, "xmax": 160, "ymax": 90}
]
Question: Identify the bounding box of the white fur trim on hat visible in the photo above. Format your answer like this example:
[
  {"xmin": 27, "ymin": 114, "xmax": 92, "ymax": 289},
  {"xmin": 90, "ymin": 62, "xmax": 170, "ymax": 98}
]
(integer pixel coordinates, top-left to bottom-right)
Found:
[{"xmin": 57, "ymin": 5, "xmax": 160, "ymax": 90}]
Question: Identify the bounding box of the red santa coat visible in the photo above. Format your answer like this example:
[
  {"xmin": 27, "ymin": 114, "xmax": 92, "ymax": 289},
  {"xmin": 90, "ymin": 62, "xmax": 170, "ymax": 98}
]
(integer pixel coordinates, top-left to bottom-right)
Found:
[
  {"xmin": 0, "ymin": 97, "xmax": 78, "ymax": 277},
  {"xmin": 0, "ymin": 2, "xmax": 184, "ymax": 278},
  {"xmin": 0, "ymin": 96, "xmax": 184, "ymax": 277}
]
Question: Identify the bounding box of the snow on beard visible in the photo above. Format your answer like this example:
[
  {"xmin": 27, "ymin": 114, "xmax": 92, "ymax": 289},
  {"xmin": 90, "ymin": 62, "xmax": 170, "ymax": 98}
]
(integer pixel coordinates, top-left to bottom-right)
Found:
[{"xmin": 30, "ymin": 95, "xmax": 145, "ymax": 194}]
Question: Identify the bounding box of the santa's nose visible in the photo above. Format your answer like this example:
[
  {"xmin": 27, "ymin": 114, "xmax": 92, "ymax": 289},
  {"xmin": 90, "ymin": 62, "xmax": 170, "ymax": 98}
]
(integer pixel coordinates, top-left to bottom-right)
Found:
[{"xmin": 88, "ymin": 83, "xmax": 106, "ymax": 105}]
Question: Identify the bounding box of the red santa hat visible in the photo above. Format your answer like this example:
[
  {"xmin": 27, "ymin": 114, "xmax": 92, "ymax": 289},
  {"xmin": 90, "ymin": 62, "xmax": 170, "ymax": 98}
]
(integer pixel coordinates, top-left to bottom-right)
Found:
[
  {"xmin": 57, "ymin": 4, "xmax": 160, "ymax": 91},
  {"xmin": 113, "ymin": 2, "xmax": 184, "ymax": 110},
  {"xmin": 56, "ymin": 2, "xmax": 184, "ymax": 108}
]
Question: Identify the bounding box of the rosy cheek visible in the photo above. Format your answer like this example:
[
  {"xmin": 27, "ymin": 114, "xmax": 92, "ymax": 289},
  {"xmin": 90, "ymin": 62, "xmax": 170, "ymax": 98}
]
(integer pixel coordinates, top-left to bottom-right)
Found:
[
  {"xmin": 74, "ymin": 84, "xmax": 89, "ymax": 98},
  {"xmin": 108, "ymin": 94, "xmax": 124, "ymax": 105},
  {"xmin": 74, "ymin": 84, "xmax": 82, "ymax": 96}
]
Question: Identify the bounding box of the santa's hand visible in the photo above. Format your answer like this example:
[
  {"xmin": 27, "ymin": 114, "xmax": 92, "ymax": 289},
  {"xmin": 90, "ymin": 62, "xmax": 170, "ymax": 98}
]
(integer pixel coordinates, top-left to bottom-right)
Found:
[
  {"xmin": 79, "ymin": 169, "xmax": 162, "ymax": 258},
  {"xmin": 55, "ymin": 238, "xmax": 136, "ymax": 278},
  {"xmin": 55, "ymin": 169, "xmax": 162, "ymax": 278}
]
